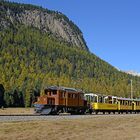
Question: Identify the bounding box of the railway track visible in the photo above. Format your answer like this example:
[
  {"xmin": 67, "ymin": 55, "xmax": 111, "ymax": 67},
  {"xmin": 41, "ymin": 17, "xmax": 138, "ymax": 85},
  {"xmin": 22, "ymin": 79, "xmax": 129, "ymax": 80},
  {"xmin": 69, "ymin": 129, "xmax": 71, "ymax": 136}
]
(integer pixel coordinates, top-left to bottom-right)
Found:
[
  {"xmin": 0, "ymin": 113, "xmax": 139, "ymax": 122},
  {"xmin": 0, "ymin": 111, "xmax": 139, "ymax": 116}
]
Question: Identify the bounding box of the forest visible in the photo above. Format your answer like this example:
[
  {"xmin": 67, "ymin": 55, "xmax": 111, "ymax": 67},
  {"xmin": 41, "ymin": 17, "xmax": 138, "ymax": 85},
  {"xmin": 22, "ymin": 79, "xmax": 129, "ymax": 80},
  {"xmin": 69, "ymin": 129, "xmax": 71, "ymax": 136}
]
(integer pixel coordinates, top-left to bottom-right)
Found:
[{"xmin": 0, "ymin": 24, "xmax": 140, "ymax": 107}]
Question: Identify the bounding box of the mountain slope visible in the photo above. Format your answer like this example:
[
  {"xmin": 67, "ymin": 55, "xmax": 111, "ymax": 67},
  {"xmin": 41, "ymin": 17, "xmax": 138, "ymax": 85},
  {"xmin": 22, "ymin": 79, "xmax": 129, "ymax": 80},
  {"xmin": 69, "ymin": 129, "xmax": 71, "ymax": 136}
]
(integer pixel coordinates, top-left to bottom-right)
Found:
[
  {"xmin": 0, "ymin": 1, "xmax": 88, "ymax": 51},
  {"xmin": 0, "ymin": 1, "xmax": 140, "ymax": 107}
]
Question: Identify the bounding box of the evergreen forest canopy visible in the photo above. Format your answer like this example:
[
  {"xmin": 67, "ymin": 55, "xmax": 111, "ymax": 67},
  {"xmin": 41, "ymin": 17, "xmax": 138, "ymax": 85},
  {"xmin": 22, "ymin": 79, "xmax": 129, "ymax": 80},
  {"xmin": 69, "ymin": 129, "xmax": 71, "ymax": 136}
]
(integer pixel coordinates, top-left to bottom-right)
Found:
[{"xmin": 0, "ymin": 1, "xmax": 140, "ymax": 107}]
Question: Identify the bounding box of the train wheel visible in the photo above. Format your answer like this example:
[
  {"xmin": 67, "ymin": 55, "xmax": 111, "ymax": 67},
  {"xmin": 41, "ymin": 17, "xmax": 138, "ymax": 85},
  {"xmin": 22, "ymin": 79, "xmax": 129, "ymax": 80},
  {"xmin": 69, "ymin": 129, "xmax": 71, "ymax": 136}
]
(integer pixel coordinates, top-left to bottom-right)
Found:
[
  {"xmin": 89, "ymin": 109, "xmax": 93, "ymax": 114},
  {"xmin": 95, "ymin": 111, "xmax": 98, "ymax": 115}
]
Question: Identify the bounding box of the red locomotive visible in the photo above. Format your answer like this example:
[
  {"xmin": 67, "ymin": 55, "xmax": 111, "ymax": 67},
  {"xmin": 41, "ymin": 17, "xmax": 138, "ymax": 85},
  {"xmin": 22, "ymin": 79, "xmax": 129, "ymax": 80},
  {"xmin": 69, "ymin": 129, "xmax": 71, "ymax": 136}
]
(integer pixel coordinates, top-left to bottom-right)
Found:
[{"xmin": 34, "ymin": 86, "xmax": 87, "ymax": 115}]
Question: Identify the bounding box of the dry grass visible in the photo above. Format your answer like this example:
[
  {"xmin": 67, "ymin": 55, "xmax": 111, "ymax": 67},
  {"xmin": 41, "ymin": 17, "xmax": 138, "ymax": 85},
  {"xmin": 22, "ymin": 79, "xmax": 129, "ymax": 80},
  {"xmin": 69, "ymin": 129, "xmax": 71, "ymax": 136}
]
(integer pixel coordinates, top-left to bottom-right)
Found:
[
  {"xmin": 0, "ymin": 115, "xmax": 140, "ymax": 140},
  {"xmin": 0, "ymin": 108, "xmax": 34, "ymax": 115}
]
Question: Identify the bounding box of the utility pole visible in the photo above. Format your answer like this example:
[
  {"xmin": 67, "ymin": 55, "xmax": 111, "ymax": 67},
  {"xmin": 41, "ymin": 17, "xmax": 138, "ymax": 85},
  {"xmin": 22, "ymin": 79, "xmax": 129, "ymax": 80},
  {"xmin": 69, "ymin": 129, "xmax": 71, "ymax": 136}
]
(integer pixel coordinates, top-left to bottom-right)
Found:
[{"xmin": 131, "ymin": 79, "xmax": 133, "ymax": 99}]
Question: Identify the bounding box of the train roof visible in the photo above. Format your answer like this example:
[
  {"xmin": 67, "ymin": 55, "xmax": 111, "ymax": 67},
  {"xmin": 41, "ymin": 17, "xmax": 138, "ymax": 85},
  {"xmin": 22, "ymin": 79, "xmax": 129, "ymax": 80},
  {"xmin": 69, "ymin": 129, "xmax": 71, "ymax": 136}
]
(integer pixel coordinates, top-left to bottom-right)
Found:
[
  {"xmin": 133, "ymin": 98, "xmax": 140, "ymax": 102},
  {"xmin": 84, "ymin": 93, "xmax": 98, "ymax": 96},
  {"xmin": 117, "ymin": 97, "xmax": 133, "ymax": 101},
  {"xmin": 84, "ymin": 93, "xmax": 117, "ymax": 98},
  {"xmin": 45, "ymin": 86, "xmax": 83, "ymax": 93}
]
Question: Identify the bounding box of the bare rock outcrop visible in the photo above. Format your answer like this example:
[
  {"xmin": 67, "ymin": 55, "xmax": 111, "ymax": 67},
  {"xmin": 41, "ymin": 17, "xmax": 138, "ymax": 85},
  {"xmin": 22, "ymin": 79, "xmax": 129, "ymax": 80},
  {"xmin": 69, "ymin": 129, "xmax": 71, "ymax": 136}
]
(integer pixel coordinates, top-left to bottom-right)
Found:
[{"xmin": 0, "ymin": 1, "xmax": 88, "ymax": 51}]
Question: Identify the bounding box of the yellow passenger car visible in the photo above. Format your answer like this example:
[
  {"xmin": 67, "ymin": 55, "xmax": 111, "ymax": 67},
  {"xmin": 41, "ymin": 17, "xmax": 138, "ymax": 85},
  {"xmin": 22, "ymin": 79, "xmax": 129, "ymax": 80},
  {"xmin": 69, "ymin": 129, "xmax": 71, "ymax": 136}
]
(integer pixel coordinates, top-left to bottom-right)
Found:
[
  {"xmin": 84, "ymin": 93, "xmax": 118, "ymax": 114},
  {"xmin": 84, "ymin": 93, "xmax": 140, "ymax": 114}
]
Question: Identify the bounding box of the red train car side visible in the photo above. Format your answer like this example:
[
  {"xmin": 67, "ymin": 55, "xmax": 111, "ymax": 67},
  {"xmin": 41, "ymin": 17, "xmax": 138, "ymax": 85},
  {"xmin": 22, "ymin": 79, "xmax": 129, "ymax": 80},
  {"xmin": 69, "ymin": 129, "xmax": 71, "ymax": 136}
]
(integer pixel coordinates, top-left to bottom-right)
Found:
[{"xmin": 34, "ymin": 86, "xmax": 87, "ymax": 115}]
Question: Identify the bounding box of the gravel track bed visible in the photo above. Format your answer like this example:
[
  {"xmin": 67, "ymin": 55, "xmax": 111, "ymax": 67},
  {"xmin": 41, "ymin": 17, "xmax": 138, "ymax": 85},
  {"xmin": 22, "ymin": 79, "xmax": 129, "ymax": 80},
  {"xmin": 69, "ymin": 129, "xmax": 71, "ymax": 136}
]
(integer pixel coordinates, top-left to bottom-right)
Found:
[
  {"xmin": 0, "ymin": 115, "xmax": 93, "ymax": 122},
  {"xmin": 0, "ymin": 114, "xmax": 139, "ymax": 122}
]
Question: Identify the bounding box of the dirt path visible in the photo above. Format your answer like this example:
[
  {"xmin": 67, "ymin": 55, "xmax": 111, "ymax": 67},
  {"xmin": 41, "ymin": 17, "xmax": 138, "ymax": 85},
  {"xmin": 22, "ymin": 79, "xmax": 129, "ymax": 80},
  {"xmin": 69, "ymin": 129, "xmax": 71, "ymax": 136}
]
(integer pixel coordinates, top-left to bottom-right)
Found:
[{"xmin": 0, "ymin": 108, "xmax": 34, "ymax": 115}]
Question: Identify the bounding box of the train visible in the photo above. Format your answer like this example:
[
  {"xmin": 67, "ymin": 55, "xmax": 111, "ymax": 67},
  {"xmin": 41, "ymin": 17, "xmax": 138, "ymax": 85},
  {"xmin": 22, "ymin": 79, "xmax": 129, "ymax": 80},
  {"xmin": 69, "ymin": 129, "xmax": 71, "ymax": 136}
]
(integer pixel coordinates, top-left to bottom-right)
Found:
[{"xmin": 34, "ymin": 86, "xmax": 140, "ymax": 115}]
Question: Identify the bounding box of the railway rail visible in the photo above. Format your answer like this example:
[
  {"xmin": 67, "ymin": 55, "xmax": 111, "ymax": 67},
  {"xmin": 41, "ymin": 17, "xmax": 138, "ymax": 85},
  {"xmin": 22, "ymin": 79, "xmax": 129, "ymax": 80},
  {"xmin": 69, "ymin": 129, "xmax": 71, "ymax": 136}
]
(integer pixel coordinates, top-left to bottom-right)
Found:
[
  {"xmin": 0, "ymin": 113, "xmax": 140, "ymax": 122},
  {"xmin": 0, "ymin": 111, "xmax": 139, "ymax": 116}
]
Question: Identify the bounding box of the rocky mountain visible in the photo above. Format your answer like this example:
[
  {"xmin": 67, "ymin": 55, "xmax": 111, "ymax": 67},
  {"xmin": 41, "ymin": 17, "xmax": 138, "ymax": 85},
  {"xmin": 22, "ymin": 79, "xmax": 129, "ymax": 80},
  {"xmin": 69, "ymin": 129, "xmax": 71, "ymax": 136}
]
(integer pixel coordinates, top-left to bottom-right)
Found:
[
  {"xmin": 1, "ymin": 1, "xmax": 140, "ymax": 107},
  {"xmin": 0, "ymin": 0, "xmax": 88, "ymax": 51}
]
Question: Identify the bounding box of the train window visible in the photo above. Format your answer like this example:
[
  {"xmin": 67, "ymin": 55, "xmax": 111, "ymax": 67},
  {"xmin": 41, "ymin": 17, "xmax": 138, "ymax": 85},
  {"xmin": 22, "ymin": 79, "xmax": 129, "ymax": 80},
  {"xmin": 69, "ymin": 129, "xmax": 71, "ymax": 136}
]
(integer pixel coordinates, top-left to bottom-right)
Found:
[
  {"xmin": 73, "ymin": 94, "xmax": 75, "ymax": 99},
  {"xmin": 72, "ymin": 94, "xmax": 74, "ymax": 98},
  {"xmin": 126, "ymin": 101, "xmax": 127, "ymax": 105},
  {"xmin": 49, "ymin": 92, "xmax": 51, "ymax": 96},
  {"xmin": 108, "ymin": 97, "xmax": 112, "ymax": 104},
  {"xmin": 123, "ymin": 101, "xmax": 125, "ymax": 105},
  {"xmin": 71, "ymin": 94, "xmax": 73, "ymax": 98},
  {"xmin": 86, "ymin": 95, "xmax": 90, "ymax": 102},
  {"xmin": 75, "ymin": 94, "xmax": 77, "ymax": 99},
  {"xmin": 46, "ymin": 92, "xmax": 48, "ymax": 96},
  {"xmin": 94, "ymin": 96, "xmax": 97, "ymax": 102},
  {"xmin": 109, "ymin": 100, "xmax": 112, "ymax": 104},
  {"xmin": 105, "ymin": 98, "xmax": 108, "ymax": 103},
  {"xmin": 113, "ymin": 98, "xmax": 117, "ymax": 104},
  {"xmin": 52, "ymin": 90, "xmax": 57, "ymax": 95},
  {"xmin": 59, "ymin": 92, "xmax": 62, "ymax": 98},
  {"xmin": 91, "ymin": 96, "xmax": 93, "ymax": 102},
  {"xmin": 62, "ymin": 92, "xmax": 66, "ymax": 98},
  {"xmin": 98, "ymin": 96, "xmax": 103, "ymax": 103},
  {"xmin": 44, "ymin": 90, "xmax": 47, "ymax": 94},
  {"xmin": 68, "ymin": 94, "xmax": 71, "ymax": 98},
  {"xmin": 79, "ymin": 94, "xmax": 81, "ymax": 99},
  {"xmin": 86, "ymin": 95, "xmax": 89, "ymax": 101},
  {"xmin": 80, "ymin": 94, "xmax": 83, "ymax": 99}
]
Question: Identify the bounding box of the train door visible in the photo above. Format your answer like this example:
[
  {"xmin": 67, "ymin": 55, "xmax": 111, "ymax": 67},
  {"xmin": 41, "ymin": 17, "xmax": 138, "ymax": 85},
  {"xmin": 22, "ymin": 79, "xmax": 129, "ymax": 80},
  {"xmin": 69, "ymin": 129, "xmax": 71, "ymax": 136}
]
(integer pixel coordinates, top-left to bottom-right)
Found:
[
  {"xmin": 117, "ymin": 101, "xmax": 120, "ymax": 111},
  {"xmin": 132, "ymin": 102, "xmax": 136, "ymax": 111},
  {"xmin": 47, "ymin": 98, "xmax": 55, "ymax": 105}
]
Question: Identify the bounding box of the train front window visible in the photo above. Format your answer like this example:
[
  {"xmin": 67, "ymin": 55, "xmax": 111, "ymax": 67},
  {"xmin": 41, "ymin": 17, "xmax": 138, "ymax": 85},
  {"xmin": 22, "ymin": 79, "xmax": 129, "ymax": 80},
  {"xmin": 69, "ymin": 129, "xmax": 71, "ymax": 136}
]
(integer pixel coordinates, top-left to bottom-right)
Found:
[{"xmin": 52, "ymin": 90, "xmax": 57, "ymax": 95}]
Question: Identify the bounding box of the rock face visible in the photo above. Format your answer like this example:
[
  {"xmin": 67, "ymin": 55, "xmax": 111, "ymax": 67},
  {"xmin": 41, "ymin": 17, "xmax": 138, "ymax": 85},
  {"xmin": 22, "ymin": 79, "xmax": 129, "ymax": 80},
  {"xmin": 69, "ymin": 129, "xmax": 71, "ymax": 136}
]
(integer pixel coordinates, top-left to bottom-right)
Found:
[{"xmin": 0, "ymin": 1, "xmax": 88, "ymax": 51}]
